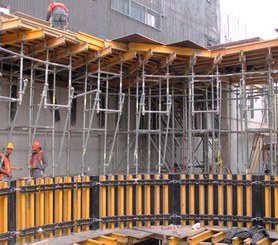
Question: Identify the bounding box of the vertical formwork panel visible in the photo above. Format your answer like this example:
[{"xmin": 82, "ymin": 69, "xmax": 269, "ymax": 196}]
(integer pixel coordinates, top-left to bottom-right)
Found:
[
  {"xmin": 26, "ymin": 179, "xmax": 35, "ymax": 243},
  {"xmin": 144, "ymin": 174, "xmax": 151, "ymax": 227},
  {"xmin": 45, "ymin": 178, "xmax": 54, "ymax": 238},
  {"xmin": 252, "ymin": 175, "xmax": 264, "ymax": 226},
  {"xmin": 171, "ymin": 174, "xmax": 180, "ymax": 225},
  {"xmin": 90, "ymin": 176, "xmax": 100, "ymax": 230},
  {"xmin": 17, "ymin": 179, "xmax": 26, "ymax": 244},
  {"xmin": 180, "ymin": 174, "xmax": 186, "ymax": 226},
  {"xmin": 74, "ymin": 176, "xmax": 81, "ymax": 233},
  {"xmin": 163, "ymin": 174, "xmax": 169, "ymax": 226},
  {"xmin": 127, "ymin": 175, "xmax": 133, "ymax": 228},
  {"xmin": 9, "ymin": 180, "xmax": 16, "ymax": 245},
  {"xmin": 232, "ymin": 174, "xmax": 237, "ymax": 227},
  {"xmin": 118, "ymin": 175, "xmax": 124, "ymax": 228},
  {"xmin": 189, "ymin": 174, "xmax": 195, "ymax": 226},
  {"xmin": 63, "ymin": 176, "xmax": 72, "ymax": 235},
  {"xmin": 108, "ymin": 175, "xmax": 115, "ymax": 229},
  {"xmin": 275, "ymin": 176, "xmax": 278, "ymax": 231},
  {"xmin": 199, "ymin": 174, "xmax": 205, "ymax": 226},
  {"xmin": 136, "ymin": 174, "xmax": 143, "ymax": 228},
  {"xmin": 36, "ymin": 178, "xmax": 45, "ymax": 240},
  {"xmin": 246, "ymin": 175, "xmax": 252, "ymax": 228},
  {"xmin": 0, "ymin": 181, "xmax": 8, "ymax": 245},
  {"xmin": 132, "ymin": 175, "xmax": 137, "ymax": 228},
  {"xmin": 264, "ymin": 175, "xmax": 271, "ymax": 230},
  {"xmin": 55, "ymin": 177, "xmax": 63, "ymax": 236},
  {"xmin": 82, "ymin": 176, "xmax": 90, "ymax": 231},
  {"xmin": 218, "ymin": 175, "xmax": 224, "ymax": 226},
  {"xmin": 237, "ymin": 175, "xmax": 243, "ymax": 227},
  {"xmin": 226, "ymin": 174, "xmax": 233, "ymax": 228},
  {"xmin": 208, "ymin": 174, "xmax": 213, "ymax": 226},
  {"xmin": 99, "ymin": 175, "xmax": 107, "ymax": 230},
  {"xmin": 154, "ymin": 174, "xmax": 160, "ymax": 226}
]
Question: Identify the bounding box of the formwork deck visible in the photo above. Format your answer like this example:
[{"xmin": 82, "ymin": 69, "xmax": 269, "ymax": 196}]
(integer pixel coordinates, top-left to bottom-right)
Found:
[{"xmin": 32, "ymin": 226, "xmax": 278, "ymax": 245}]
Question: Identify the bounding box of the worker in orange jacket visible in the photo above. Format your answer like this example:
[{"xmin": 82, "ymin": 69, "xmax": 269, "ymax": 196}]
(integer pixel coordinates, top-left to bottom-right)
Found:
[
  {"xmin": 0, "ymin": 142, "xmax": 22, "ymax": 180},
  {"xmin": 30, "ymin": 141, "xmax": 48, "ymax": 178},
  {"xmin": 46, "ymin": 2, "xmax": 68, "ymax": 30}
]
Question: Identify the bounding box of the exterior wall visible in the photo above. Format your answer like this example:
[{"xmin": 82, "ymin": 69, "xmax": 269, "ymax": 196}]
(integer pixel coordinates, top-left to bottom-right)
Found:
[{"xmin": 8, "ymin": 0, "xmax": 220, "ymax": 46}]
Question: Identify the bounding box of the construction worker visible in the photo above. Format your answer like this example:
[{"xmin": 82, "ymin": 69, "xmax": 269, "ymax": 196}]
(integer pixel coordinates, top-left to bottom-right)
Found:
[
  {"xmin": 46, "ymin": 2, "xmax": 68, "ymax": 30},
  {"xmin": 0, "ymin": 142, "xmax": 22, "ymax": 180},
  {"xmin": 30, "ymin": 141, "xmax": 48, "ymax": 178}
]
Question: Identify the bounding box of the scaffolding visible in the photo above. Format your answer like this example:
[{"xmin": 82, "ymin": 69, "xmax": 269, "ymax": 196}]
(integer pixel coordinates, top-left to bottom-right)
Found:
[{"xmin": 0, "ymin": 13, "xmax": 277, "ymax": 177}]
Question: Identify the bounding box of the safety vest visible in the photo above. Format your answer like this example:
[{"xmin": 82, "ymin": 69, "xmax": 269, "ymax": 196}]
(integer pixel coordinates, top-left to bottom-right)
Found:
[
  {"xmin": 30, "ymin": 151, "xmax": 44, "ymax": 168},
  {"xmin": 0, "ymin": 153, "xmax": 12, "ymax": 179}
]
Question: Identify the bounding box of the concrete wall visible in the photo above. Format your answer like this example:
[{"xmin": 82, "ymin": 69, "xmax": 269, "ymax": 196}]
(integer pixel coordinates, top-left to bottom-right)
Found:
[{"xmin": 8, "ymin": 0, "xmax": 220, "ymax": 46}]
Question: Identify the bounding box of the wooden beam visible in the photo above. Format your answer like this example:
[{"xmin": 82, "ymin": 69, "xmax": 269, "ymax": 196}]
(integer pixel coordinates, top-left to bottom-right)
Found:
[
  {"xmin": 36, "ymin": 42, "xmax": 90, "ymax": 61},
  {"xmin": 0, "ymin": 29, "xmax": 45, "ymax": 44},
  {"xmin": 105, "ymin": 40, "xmax": 128, "ymax": 51},
  {"xmin": 0, "ymin": 18, "xmax": 22, "ymax": 31},
  {"xmin": 160, "ymin": 52, "xmax": 177, "ymax": 69},
  {"xmin": 72, "ymin": 46, "xmax": 112, "ymax": 69},
  {"xmin": 211, "ymin": 39, "xmax": 278, "ymax": 57},
  {"xmin": 128, "ymin": 42, "xmax": 211, "ymax": 57},
  {"xmin": 142, "ymin": 48, "xmax": 153, "ymax": 64},
  {"xmin": 188, "ymin": 230, "xmax": 214, "ymax": 245},
  {"xmin": 211, "ymin": 232, "xmax": 226, "ymax": 243},
  {"xmin": 46, "ymin": 36, "xmax": 66, "ymax": 49},
  {"xmin": 89, "ymin": 50, "xmax": 137, "ymax": 73},
  {"xmin": 28, "ymin": 36, "xmax": 66, "ymax": 55},
  {"xmin": 68, "ymin": 42, "xmax": 89, "ymax": 55},
  {"xmin": 123, "ymin": 49, "xmax": 153, "ymax": 77},
  {"xmin": 76, "ymin": 31, "xmax": 104, "ymax": 48}
]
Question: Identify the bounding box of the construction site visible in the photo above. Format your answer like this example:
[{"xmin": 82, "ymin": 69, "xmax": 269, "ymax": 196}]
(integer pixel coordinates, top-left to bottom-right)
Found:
[{"xmin": 0, "ymin": 1, "xmax": 277, "ymax": 245}]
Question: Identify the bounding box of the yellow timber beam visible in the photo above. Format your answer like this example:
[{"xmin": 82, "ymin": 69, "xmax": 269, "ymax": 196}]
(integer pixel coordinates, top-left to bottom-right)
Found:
[
  {"xmin": 0, "ymin": 18, "xmax": 22, "ymax": 31},
  {"xmin": 125, "ymin": 48, "xmax": 153, "ymax": 77},
  {"xmin": 76, "ymin": 31, "xmax": 105, "ymax": 48},
  {"xmin": 80, "ymin": 239, "xmax": 105, "ymax": 245},
  {"xmin": 105, "ymin": 40, "xmax": 128, "ymax": 51},
  {"xmin": 36, "ymin": 42, "xmax": 90, "ymax": 62},
  {"xmin": 28, "ymin": 36, "xmax": 66, "ymax": 55},
  {"xmin": 149, "ymin": 51, "xmax": 177, "ymax": 74},
  {"xmin": 0, "ymin": 29, "xmax": 45, "ymax": 44},
  {"xmin": 256, "ymin": 238, "xmax": 272, "ymax": 245},
  {"xmin": 211, "ymin": 39, "xmax": 278, "ymax": 57},
  {"xmin": 110, "ymin": 232, "xmax": 129, "ymax": 244},
  {"xmin": 168, "ymin": 237, "xmax": 183, "ymax": 245},
  {"xmin": 96, "ymin": 235, "xmax": 117, "ymax": 245},
  {"xmin": 211, "ymin": 231, "xmax": 226, "ymax": 243},
  {"xmin": 142, "ymin": 48, "xmax": 153, "ymax": 64},
  {"xmin": 128, "ymin": 42, "xmax": 211, "ymax": 57},
  {"xmin": 72, "ymin": 46, "xmax": 112, "ymax": 69},
  {"xmin": 89, "ymin": 50, "xmax": 137, "ymax": 73},
  {"xmin": 188, "ymin": 230, "xmax": 214, "ymax": 245}
]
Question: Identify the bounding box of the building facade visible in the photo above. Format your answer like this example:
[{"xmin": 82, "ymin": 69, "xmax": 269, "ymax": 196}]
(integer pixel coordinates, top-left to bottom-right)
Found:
[{"xmin": 8, "ymin": 0, "xmax": 220, "ymax": 46}]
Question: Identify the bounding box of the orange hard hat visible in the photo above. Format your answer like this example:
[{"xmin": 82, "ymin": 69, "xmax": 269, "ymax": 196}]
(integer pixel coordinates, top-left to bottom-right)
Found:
[{"xmin": 32, "ymin": 141, "xmax": 41, "ymax": 151}]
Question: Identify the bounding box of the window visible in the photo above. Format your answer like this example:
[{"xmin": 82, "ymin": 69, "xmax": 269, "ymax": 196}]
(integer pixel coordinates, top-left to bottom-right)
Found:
[
  {"xmin": 111, "ymin": 0, "xmax": 162, "ymax": 30},
  {"xmin": 111, "ymin": 0, "xmax": 129, "ymax": 15},
  {"xmin": 10, "ymin": 84, "xmax": 17, "ymax": 121}
]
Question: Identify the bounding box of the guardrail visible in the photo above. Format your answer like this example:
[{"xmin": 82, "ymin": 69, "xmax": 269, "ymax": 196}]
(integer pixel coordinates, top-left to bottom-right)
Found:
[{"xmin": 0, "ymin": 174, "xmax": 277, "ymax": 244}]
